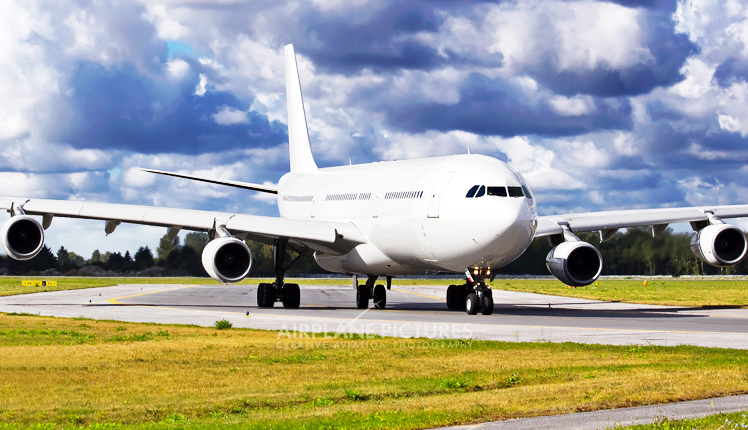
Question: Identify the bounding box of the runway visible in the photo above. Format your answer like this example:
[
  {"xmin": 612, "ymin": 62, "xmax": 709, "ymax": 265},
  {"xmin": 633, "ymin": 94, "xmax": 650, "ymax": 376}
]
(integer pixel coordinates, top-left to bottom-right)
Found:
[{"xmin": 1, "ymin": 282, "xmax": 748, "ymax": 348}]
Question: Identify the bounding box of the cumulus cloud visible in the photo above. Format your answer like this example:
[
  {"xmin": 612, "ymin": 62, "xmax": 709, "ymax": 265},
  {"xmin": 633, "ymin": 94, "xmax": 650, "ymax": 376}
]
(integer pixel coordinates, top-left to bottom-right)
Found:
[{"xmin": 3, "ymin": 0, "xmax": 748, "ymax": 255}]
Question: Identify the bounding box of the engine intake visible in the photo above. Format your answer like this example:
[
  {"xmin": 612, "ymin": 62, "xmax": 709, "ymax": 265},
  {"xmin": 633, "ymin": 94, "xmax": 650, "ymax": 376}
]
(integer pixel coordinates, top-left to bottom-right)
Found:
[
  {"xmin": 546, "ymin": 241, "xmax": 602, "ymax": 287},
  {"xmin": 690, "ymin": 224, "xmax": 747, "ymax": 267},
  {"xmin": 1, "ymin": 216, "xmax": 45, "ymax": 261},
  {"xmin": 201, "ymin": 237, "xmax": 252, "ymax": 283}
]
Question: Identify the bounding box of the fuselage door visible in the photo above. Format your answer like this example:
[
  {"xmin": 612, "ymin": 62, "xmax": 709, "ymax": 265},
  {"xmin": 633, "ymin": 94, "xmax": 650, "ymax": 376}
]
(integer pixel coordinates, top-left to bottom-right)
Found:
[{"xmin": 427, "ymin": 172, "xmax": 455, "ymax": 218}]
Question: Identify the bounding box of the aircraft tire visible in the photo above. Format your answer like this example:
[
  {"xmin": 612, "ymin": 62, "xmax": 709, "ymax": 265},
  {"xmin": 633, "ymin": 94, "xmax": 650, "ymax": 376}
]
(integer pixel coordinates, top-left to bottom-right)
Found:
[
  {"xmin": 466, "ymin": 293, "xmax": 480, "ymax": 315},
  {"xmin": 460, "ymin": 285, "xmax": 471, "ymax": 304},
  {"xmin": 446, "ymin": 285, "xmax": 456, "ymax": 309},
  {"xmin": 482, "ymin": 295, "xmax": 494, "ymax": 315},
  {"xmin": 257, "ymin": 283, "xmax": 275, "ymax": 308},
  {"xmin": 283, "ymin": 283, "xmax": 300, "ymax": 308},
  {"xmin": 373, "ymin": 284, "xmax": 386, "ymax": 309},
  {"xmin": 356, "ymin": 287, "xmax": 369, "ymax": 309}
]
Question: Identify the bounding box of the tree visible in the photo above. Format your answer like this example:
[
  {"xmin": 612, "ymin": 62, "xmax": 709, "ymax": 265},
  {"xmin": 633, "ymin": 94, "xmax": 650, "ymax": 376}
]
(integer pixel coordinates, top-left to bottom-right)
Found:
[
  {"xmin": 90, "ymin": 250, "xmax": 101, "ymax": 265},
  {"xmin": 57, "ymin": 246, "xmax": 70, "ymax": 266},
  {"xmin": 30, "ymin": 246, "xmax": 57, "ymax": 272},
  {"xmin": 108, "ymin": 252, "xmax": 124, "ymax": 270},
  {"xmin": 184, "ymin": 232, "xmax": 208, "ymax": 254},
  {"xmin": 134, "ymin": 246, "xmax": 155, "ymax": 270},
  {"xmin": 156, "ymin": 234, "xmax": 181, "ymax": 260},
  {"xmin": 66, "ymin": 252, "xmax": 85, "ymax": 268}
]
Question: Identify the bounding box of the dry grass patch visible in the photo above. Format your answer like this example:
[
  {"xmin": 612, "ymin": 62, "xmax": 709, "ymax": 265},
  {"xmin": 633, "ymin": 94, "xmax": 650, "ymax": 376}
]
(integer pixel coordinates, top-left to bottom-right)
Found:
[{"xmin": 0, "ymin": 313, "xmax": 748, "ymax": 429}]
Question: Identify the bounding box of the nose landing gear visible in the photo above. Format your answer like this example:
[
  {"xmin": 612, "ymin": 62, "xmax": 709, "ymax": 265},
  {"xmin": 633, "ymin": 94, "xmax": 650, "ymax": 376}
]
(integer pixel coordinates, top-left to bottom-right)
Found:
[{"xmin": 447, "ymin": 269, "xmax": 494, "ymax": 315}]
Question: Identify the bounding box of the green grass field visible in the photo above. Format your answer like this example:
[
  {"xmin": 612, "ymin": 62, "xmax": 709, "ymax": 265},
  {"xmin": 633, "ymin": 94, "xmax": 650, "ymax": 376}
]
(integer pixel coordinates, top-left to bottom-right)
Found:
[
  {"xmin": 0, "ymin": 313, "xmax": 747, "ymax": 429},
  {"xmin": 494, "ymin": 278, "xmax": 748, "ymax": 308},
  {"xmin": 4, "ymin": 276, "xmax": 748, "ymax": 308},
  {"xmin": 629, "ymin": 410, "xmax": 748, "ymax": 429}
]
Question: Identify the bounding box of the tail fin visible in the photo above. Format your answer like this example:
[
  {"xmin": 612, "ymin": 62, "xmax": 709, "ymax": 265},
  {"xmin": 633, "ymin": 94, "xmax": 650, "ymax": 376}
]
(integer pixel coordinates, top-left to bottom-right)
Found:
[{"xmin": 284, "ymin": 44, "xmax": 318, "ymax": 174}]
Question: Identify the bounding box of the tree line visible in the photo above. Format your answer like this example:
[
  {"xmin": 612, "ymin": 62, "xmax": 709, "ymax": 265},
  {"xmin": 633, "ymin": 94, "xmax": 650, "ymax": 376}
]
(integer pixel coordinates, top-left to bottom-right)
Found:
[
  {"xmin": 496, "ymin": 227, "xmax": 748, "ymax": 276},
  {"xmin": 0, "ymin": 231, "xmax": 323, "ymax": 276},
  {"xmin": 1, "ymin": 227, "xmax": 746, "ymax": 276}
]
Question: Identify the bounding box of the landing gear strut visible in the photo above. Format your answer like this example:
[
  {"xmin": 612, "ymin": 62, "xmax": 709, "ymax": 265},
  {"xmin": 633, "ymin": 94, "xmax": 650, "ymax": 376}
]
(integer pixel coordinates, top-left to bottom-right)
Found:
[
  {"xmin": 354, "ymin": 275, "xmax": 390, "ymax": 309},
  {"xmin": 257, "ymin": 239, "xmax": 309, "ymax": 309},
  {"xmin": 446, "ymin": 269, "xmax": 494, "ymax": 315}
]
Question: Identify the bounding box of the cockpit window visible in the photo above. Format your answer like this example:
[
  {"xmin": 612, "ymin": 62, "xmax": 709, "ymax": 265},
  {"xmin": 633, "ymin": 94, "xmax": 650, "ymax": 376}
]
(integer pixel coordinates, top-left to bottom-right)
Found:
[
  {"xmin": 508, "ymin": 186, "xmax": 524, "ymax": 197},
  {"xmin": 466, "ymin": 185, "xmax": 479, "ymax": 198},
  {"xmin": 487, "ymin": 186, "xmax": 507, "ymax": 197},
  {"xmin": 522, "ymin": 185, "xmax": 532, "ymax": 200},
  {"xmin": 475, "ymin": 185, "xmax": 485, "ymax": 197}
]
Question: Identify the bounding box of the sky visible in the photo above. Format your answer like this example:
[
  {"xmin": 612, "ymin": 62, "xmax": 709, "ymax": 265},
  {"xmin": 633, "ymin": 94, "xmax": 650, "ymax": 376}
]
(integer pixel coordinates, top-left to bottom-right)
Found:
[{"xmin": 2, "ymin": 0, "xmax": 748, "ymax": 258}]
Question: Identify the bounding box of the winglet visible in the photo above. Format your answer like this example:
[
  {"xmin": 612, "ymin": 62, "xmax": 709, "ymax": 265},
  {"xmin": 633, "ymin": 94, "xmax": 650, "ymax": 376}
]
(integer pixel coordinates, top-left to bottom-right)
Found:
[{"xmin": 284, "ymin": 44, "xmax": 318, "ymax": 174}]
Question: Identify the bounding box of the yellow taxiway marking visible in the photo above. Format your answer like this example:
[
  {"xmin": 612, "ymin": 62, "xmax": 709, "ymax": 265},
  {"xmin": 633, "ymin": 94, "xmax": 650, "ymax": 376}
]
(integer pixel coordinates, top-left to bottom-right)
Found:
[
  {"xmin": 100, "ymin": 284, "xmax": 748, "ymax": 336},
  {"xmin": 391, "ymin": 287, "xmax": 445, "ymax": 301},
  {"xmin": 107, "ymin": 285, "xmax": 196, "ymax": 304}
]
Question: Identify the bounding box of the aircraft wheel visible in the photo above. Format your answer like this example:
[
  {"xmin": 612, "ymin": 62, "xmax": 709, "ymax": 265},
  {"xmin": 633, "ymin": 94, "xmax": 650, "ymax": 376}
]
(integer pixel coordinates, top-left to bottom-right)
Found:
[
  {"xmin": 257, "ymin": 283, "xmax": 275, "ymax": 308},
  {"xmin": 373, "ymin": 284, "xmax": 386, "ymax": 309},
  {"xmin": 446, "ymin": 285, "xmax": 456, "ymax": 309},
  {"xmin": 356, "ymin": 287, "xmax": 369, "ymax": 309},
  {"xmin": 482, "ymin": 295, "xmax": 494, "ymax": 315},
  {"xmin": 466, "ymin": 293, "xmax": 480, "ymax": 315},
  {"xmin": 460, "ymin": 285, "xmax": 472, "ymax": 304},
  {"xmin": 283, "ymin": 283, "xmax": 300, "ymax": 308}
]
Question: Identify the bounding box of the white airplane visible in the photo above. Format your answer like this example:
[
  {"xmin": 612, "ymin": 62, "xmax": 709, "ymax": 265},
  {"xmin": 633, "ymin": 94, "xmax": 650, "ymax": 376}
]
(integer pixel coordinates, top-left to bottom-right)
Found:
[{"xmin": 2, "ymin": 44, "xmax": 747, "ymax": 315}]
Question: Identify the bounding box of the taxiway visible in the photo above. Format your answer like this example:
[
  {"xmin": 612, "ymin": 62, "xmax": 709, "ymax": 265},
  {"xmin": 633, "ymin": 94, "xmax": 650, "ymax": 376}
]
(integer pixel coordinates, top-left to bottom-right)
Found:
[{"xmin": 0, "ymin": 282, "xmax": 747, "ymax": 348}]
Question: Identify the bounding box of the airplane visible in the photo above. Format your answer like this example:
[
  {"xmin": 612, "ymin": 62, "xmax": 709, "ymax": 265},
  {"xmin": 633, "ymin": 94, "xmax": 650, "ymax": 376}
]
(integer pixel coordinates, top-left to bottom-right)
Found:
[{"xmin": 2, "ymin": 44, "xmax": 748, "ymax": 315}]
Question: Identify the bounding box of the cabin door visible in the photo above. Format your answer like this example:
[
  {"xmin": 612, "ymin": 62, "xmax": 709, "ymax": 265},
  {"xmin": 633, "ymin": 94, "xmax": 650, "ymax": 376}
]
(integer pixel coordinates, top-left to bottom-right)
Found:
[{"xmin": 427, "ymin": 172, "xmax": 455, "ymax": 218}]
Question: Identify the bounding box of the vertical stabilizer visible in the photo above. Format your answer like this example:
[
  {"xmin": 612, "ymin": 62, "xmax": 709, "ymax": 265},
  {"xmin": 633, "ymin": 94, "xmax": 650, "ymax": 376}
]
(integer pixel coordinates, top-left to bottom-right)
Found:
[{"xmin": 284, "ymin": 44, "xmax": 318, "ymax": 174}]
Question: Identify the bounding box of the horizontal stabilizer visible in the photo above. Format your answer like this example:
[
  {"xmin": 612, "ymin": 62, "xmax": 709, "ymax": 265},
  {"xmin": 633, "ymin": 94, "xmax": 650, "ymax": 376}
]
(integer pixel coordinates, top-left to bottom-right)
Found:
[{"xmin": 140, "ymin": 168, "xmax": 278, "ymax": 194}]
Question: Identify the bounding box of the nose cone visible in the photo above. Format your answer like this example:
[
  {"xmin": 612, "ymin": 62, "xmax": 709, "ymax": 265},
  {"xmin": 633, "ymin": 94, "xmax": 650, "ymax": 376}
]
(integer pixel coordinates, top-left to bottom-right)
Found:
[{"xmin": 484, "ymin": 196, "xmax": 535, "ymax": 262}]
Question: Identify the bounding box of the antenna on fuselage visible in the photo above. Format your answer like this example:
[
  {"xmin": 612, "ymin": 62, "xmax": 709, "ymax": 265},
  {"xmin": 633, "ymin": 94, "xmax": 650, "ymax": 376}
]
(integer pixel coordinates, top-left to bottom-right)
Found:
[
  {"xmin": 467, "ymin": 147, "xmax": 471, "ymax": 154},
  {"xmin": 284, "ymin": 44, "xmax": 318, "ymax": 174}
]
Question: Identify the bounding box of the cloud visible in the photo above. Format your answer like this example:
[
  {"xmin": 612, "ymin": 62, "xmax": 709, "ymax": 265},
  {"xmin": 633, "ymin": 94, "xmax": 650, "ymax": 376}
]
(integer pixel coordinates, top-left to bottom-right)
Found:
[
  {"xmin": 383, "ymin": 73, "xmax": 633, "ymax": 137},
  {"xmin": 4, "ymin": 0, "xmax": 748, "ymax": 256},
  {"xmin": 51, "ymin": 62, "xmax": 286, "ymax": 155},
  {"xmin": 212, "ymin": 106, "xmax": 249, "ymax": 125}
]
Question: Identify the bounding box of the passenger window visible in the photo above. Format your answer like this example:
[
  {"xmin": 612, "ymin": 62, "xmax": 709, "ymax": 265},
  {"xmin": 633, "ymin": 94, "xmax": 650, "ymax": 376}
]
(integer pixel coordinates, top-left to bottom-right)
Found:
[
  {"xmin": 508, "ymin": 186, "xmax": 524, "ymax": 197},
  {"xmin": 475, "ymin": 185, "xmax": 485, "ymax": 197},
  {"xmin": 466, "ymin": 185, "xmax": 479, "ymax": 198},
  {"xmin": 487, "ymin": 186, "xmax": 507, "ymax": 197}
]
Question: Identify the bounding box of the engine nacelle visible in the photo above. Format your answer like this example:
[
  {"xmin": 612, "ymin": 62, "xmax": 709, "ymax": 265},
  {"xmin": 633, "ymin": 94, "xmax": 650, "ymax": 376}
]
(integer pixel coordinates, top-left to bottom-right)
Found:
[
  {"xmin": 690, "ymin": 224, "xmax": 747, "ymax": 267},
  {"xmin": 1, "ymin": 216, "xmax": 45, "ymax": 261},
  {"xmin": 201, "ymin": 237, "xmax": 252, "ymax": 283},
  {"xmin": 546, "ymin": 241, "xmax": 602, "ymax": 287}
]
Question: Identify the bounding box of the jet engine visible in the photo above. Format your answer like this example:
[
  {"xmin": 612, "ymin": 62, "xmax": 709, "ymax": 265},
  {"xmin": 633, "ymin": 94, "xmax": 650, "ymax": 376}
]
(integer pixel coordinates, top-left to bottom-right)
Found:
[
  {"xmin": 546, "ymin": 241, "xmax": 602, "ymax": 287},
  {"xmin": 1, "ymin": 216, "xmax": 45, "ymax": 261},
  {"xmin": 201, "ymin": 237, "xmax": 252, "ymax": 283},
  {"xmin": 690, "ymin": 224, "xmax": 747, "ymax": 267}
]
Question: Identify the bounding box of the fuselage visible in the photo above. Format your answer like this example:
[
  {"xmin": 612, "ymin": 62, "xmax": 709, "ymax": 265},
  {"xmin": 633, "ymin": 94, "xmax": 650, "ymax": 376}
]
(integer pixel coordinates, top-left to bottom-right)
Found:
[{"xmin": 276, "ymin": 154, "xmax": 538, "ymax": 276}]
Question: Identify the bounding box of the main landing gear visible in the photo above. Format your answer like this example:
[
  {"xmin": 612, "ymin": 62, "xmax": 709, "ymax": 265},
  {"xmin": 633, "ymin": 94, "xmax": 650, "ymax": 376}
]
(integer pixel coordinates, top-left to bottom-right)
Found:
[
  {"xmin": 446, "ymin": 269, "xmax": 494, "ymax": 315},
  {"xmin": 257, "ymin": 239, "xmax": 309, "ymax": 309},
  {"xmin": 354, "ymin": 275, "xmax": 391, "ymax": 309}
]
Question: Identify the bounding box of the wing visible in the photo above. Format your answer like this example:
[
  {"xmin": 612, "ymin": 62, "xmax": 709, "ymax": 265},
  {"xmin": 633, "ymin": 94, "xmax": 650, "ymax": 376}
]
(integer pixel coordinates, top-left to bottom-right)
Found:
[
  {"xmin": 0, "ymin": 197, "xmax": 366, "ymax": 255},
  {"xmin": 140, "ymin": 168, "xmax": 278, "ymax": 194},
  {"xmin": 535, "ymin": 204, "xmax": 748, "ymax": 238}
]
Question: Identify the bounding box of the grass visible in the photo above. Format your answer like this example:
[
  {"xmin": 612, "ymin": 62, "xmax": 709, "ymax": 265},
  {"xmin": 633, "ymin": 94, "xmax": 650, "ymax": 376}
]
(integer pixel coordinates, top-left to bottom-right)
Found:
[
  {"xmin": 628, "ymin": 410, "xmax": 748, "ymax": 429},
  {"xmin": 494, "ymin": 278, "xmax": 748, "ymax": 307},
  {"xmin": 5, "ymin": 275, "xmax": 748, "ymax": 307},
  {"xmin": 1, "ymin": 313, "xmax": 748, "ymax": 429}
]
